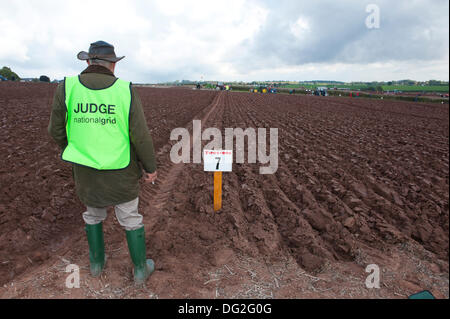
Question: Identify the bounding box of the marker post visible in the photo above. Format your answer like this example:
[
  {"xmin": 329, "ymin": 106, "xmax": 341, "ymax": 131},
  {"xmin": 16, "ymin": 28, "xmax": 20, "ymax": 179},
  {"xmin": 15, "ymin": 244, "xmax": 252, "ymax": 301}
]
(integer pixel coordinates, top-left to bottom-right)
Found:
[
  {"xmin": 203, "ymin": 150, "xmax": 233, "ymax": 212},
  {"xmin": 214, "ymin": 172, "xmax": 222, "ymax": 211}
]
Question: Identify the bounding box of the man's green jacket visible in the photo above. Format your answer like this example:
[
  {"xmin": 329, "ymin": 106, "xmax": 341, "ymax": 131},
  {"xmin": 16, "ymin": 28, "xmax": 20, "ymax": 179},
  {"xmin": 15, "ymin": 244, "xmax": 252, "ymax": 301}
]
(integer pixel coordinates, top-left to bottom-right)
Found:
[{"xmin": 48, "ymin": 65, "xmax": 157, "ymax": 208}]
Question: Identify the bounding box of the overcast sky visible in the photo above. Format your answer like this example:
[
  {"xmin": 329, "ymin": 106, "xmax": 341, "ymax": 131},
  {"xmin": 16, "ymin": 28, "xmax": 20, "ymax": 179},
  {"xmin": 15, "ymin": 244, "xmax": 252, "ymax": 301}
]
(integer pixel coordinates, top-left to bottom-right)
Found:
[{"xmin": 0, "ymin": 0, "xmax": 448, "ymax": 83}]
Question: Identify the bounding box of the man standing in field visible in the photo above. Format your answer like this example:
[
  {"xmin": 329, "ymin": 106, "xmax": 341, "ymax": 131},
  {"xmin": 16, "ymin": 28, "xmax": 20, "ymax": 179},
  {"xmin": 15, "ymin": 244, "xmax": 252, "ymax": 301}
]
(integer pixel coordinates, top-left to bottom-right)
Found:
[{"xmin": 48, "ymin": 41, "xmax": 157, "ymax": 284}]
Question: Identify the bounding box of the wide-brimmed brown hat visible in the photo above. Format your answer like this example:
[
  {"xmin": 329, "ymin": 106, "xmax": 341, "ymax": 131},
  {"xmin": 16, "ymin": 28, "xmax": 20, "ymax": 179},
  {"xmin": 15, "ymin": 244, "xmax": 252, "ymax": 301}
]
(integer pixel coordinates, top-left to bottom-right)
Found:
[{"xmin": 77, "ymin": 41, "xmax": 125, "ymax": 63}]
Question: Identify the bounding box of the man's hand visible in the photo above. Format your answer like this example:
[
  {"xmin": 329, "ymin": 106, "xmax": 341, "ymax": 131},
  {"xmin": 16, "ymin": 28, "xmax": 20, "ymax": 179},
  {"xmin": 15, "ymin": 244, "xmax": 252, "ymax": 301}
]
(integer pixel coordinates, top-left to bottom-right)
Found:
[{"xmin": 144, "ymin": 171, "xmax": 158, "ymax": 184}]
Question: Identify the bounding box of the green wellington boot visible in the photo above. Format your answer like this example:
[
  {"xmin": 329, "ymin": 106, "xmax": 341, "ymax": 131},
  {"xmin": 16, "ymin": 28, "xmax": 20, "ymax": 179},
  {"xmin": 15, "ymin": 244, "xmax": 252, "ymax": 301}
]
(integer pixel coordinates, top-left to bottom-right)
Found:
[
  {"xmin": 85, "ymin": 223, "xmax": 106, "ymax": 277},
  {"xmin": 126, "ymin": 227, "xmax": 155, "ymax": 284}
]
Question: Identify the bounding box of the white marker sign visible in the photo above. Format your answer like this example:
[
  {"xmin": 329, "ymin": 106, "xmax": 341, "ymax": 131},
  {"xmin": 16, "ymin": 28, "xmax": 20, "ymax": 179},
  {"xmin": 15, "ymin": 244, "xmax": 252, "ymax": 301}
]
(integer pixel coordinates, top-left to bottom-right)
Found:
[{"xmin": 203, "ymin": 150, "xmax": 233, "ymax": 172}]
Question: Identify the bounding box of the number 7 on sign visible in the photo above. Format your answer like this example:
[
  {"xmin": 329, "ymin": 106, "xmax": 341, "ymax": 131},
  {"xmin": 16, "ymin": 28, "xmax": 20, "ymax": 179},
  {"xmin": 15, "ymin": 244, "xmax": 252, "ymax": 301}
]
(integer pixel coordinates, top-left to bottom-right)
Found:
[{"xmin": 215, "ymin": 157, "xmax": 221, "ymax": 170}]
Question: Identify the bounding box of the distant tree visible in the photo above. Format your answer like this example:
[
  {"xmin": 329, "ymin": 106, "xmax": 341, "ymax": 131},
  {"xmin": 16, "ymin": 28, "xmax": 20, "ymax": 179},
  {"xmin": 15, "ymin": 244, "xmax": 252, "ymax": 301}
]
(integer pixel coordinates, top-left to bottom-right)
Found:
[
  {"xmin": 429, "ymin": 80, "xmax": 446, "ymax": 86},
  {"xmin": 376, "ymin": 85, "xmax": 383, "ymax": 92},
  {"xmin": 0, "ymin": 66, "xmax": 21, "ymax": 81},
  {"xmin": 39, "ymin": 75, "xmax": 50, "ymax": 82}
]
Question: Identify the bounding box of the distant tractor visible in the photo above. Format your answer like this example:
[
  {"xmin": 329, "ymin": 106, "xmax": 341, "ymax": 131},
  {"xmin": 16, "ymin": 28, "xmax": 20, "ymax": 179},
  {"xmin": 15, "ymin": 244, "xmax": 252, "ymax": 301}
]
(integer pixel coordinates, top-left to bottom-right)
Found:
[
  {"xmin": 216, "ymin": 82, "xmax": 225, "ymax": 90},
  {"xmin": 252, "ymin": 85, "xmax": 277, "ymax": 94},
  {"xmin": 315, "ymin": 87, "xmax": 328, "ymax": 96},
  {"xmin": 252, "ymin": 86, "xmax": 263, "ymax": 93}
]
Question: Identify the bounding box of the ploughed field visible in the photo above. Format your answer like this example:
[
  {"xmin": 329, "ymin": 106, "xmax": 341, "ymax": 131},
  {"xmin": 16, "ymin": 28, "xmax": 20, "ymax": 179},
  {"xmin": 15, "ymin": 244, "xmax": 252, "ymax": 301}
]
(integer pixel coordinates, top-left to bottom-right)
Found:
[{"xmin": 0, "ymin": 82, "xmax": 448, "ymax": 298}]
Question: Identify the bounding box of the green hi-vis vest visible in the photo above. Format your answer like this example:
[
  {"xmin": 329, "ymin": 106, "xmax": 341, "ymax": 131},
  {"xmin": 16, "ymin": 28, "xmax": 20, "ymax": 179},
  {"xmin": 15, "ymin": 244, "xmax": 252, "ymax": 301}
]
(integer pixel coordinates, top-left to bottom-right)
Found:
[{"xmin": 62, "ymin": 76, "xmax": 132, "ymax": 170}]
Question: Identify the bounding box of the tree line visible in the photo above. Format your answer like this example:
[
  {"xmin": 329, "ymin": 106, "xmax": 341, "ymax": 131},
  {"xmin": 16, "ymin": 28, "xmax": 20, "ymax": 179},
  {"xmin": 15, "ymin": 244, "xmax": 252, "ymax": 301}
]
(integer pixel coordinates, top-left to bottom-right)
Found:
[{"xmin": 0, "ymin": 66, "xmax": 51, "ymax": 82}]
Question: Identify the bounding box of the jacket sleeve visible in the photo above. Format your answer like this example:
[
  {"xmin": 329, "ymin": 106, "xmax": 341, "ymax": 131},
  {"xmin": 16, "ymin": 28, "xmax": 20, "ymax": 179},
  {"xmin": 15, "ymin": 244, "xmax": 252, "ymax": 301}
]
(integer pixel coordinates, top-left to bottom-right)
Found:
[
  {"xmin": 48, "ymin": 82, "xmax": 68, "ymax": 150},
  {"xmin": 129, "ymin": 86, "xmax": 157, "ymax": 173}
]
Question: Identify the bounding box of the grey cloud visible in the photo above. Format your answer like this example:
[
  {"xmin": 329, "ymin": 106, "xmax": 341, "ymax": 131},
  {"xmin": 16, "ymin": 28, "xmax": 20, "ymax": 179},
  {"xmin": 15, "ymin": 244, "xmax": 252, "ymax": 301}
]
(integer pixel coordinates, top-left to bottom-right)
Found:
[{"xmin": 229, "ymin": 0, "xmax": 449, "ymax": 72}]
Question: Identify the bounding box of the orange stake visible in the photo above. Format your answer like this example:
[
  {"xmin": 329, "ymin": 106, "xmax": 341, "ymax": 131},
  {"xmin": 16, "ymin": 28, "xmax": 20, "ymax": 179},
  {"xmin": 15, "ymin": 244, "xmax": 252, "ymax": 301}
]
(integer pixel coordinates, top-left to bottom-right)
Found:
[{"xmin": 214, "ymin": 171, "xmax": 222, "ymax": 211}]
